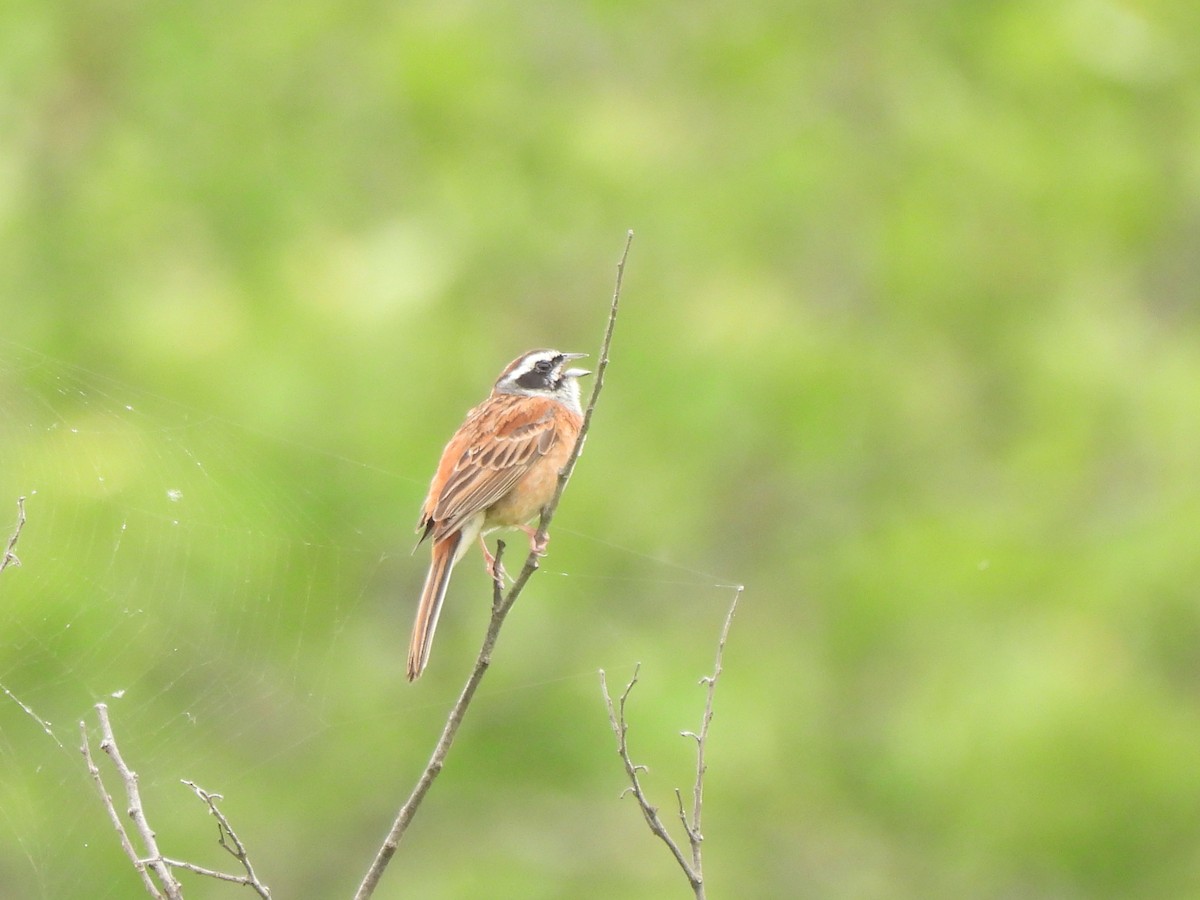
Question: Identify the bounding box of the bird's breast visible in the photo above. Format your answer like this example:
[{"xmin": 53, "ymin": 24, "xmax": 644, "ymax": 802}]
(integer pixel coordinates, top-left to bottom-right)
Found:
[{"xmin": 484, "ymin": 413, "xmax": 578, "ymax": 527}]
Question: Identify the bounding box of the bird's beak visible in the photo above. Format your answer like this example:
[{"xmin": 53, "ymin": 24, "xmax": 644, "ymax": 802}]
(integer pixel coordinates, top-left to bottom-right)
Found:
[{"xmin": 562, "ymin": 352, "xmax": 590, "ymax": 378}]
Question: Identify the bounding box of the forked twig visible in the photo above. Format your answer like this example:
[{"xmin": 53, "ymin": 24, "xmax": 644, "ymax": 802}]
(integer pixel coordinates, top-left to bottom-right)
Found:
[
  {"xmin": 600, "ymin": 585, "xmax": 743, "ymax": 900},
  {"xmin": 178, "ymin": 781, "xmax": 271, "ymax": 898},
  {"xmin": 81, "ymin": 704, "xmax": 183, "ymax": 899},
  {"xmin": 353, "ymin": 230, "xmax": 634, "ymax": 900},
  {"xmin": 600, "ymin": 665, "xmax": 698, "ymax": 889},
  {"xmin": 82, "ymin": 704, "xmax": 271, "ymax": 898}
]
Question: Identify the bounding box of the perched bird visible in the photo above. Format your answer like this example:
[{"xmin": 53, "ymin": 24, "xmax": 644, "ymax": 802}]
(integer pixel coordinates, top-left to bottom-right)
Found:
[{"xmin": 407, "ymin": 348, "xmax": 590, "ymax": 680}]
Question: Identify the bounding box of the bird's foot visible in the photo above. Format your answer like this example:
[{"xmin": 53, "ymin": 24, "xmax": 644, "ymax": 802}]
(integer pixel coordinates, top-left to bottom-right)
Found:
[
  {"xmin": 480, "ymin": 538, "xmax": 513, "ymax": 585},
  {"xmin": 517, "ymin": 525, "xmax": 549, "ymax": 557}
]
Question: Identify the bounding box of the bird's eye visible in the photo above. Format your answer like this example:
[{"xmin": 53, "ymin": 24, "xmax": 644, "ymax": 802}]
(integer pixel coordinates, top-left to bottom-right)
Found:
[{"xmin": 534, "ymin": 360, "xmax": 553, "ymax": 374}]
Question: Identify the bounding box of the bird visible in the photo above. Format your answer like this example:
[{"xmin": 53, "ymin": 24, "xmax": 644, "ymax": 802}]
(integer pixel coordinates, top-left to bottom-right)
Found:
[{"xmin": 407, "ymin": 348, "xmax": 590, "ymax": 680}]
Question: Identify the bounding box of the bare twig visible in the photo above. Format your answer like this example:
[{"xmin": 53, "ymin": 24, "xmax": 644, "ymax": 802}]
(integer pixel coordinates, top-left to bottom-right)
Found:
[
  {"xmin": 1, "ymin": 496, "xmax": 26, "ymax": 574},
  {"xmin": 600, "ymin": 665, "xmax": 699, "ymax": 891},
  {"xmin": 354, "ymin": 231, "xmax": 634, "ymax": 900},
  {"xmin": 180, "ymin": 781, "xmax": 272, "ymax": 899},
  {"xmin": 682, "ymin": 585, "xmax": 742, "ymax": 870},
  {"xmin": 82, "ymin": 705, "xmax": 272, "ymax": 899},
  {"xmin": 600, "ymin": 585, "xmax": 743, "ymax": 900},
  {"xmin": 534, "ymin": 229, "xmax": 632, "ymax": 549},
  {"xmin": 81, "ymin": 717, "xmax": 164, "ymax": 899},
  {"xmin": 83, "ymin": 703, "xmax": 183, "ymax": 899}
]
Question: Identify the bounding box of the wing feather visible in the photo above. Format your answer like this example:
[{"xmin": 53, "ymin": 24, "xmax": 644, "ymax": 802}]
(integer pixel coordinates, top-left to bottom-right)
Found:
[{"xmin": 419, "ymin": 394, "xmax": 560, "ymax": 542}]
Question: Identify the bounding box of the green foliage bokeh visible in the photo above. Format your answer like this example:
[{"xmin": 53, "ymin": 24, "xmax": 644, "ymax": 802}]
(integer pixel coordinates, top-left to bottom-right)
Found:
[{"xmin": 3, "ymin": 1, "xmax": 1200, "ymax": 897}]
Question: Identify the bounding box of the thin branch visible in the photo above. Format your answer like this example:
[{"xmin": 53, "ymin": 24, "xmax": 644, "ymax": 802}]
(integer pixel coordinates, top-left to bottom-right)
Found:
[
  {"xmin": 354, "ymin": 230, "xmax": 634, "ymax": 900},
  {"xmin": 81, "ymin": 718, "xmax": 164, "ymax": 899},
  {"xmin": 157, "ymin": 858, "xmax": 255, "ymax": 888},
  {"xmin": 684, "ymin": 585, "xmax": 742, "ymax": 870},
  {"xmin": 1, "ymin": 496, "xmax": 26, "ymax": 574},
  {"xmin": 600, "ymin": 665, "xmax": 700, "ymax": 891},
  {"xmin": 85, "ymin": 703, "xmax": 183, "ymax": 899},
  {"xmin": 535, "ymin": 228, "xmax": 633, "ymax": 549},
  {"xmin": 82, "ymin": 707, "xmax": 272, "ymax": 899},
  {"xmin": 600, "ymin": 584, "xmax": 744, "ymax": 900},
  {"xmin": 180, "ymin": 780, "xmax": 272, "ymax": 899}
]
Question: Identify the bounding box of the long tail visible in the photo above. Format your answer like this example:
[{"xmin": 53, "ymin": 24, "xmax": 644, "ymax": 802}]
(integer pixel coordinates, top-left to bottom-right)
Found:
[{"xmin": 407, "ymin": 531, "xmax": 463, "ymax": 680}]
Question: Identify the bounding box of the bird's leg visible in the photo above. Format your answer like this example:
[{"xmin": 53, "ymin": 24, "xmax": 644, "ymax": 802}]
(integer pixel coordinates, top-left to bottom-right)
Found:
[
  {"xmin": 517, "ymin": 525, "xmax": 549, "ymax": 556},
  {"xmin": 479, "ymin": 534, "xmax": 512, "ymax": 585}
]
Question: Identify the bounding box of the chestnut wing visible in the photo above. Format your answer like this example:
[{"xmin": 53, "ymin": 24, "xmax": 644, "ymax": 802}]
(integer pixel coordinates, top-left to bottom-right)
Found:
[{"xmin": 420, "ymin": 396, "xmax": 558, "ymax": 542}]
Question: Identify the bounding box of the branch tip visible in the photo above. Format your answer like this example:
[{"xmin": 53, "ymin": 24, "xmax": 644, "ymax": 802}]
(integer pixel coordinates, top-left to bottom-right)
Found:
[{"xmin": 1, "ymin": 496, "xmax": 27, "ymax": 573}]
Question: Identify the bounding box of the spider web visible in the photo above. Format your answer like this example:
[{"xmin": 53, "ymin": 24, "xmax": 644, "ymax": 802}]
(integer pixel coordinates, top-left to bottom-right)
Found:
[
  {"xmin": 0, "ymin": 339, "xmax": 388, "ymax": 898},
  {"xmin": 0, "ymin": 338, "xmax": 739, "ymax": 899}
]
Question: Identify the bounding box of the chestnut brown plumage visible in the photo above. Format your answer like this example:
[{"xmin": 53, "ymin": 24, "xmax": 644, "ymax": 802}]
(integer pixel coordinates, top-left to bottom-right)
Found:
[{"xmin": 407, "ymin": 349, "xmax": 589, "ymax": 680}]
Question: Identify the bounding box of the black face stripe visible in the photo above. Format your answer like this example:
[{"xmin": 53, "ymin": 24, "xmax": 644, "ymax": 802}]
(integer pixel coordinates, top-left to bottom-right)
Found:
[{"xmin": 513, "ymin": 354, "xmax": 562, "ymax": 391}]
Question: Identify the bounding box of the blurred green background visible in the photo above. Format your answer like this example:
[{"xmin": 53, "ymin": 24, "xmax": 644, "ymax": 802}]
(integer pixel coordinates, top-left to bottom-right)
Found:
[{"xmin": 3, "ymin": 0, "xmax": 1200, "ymax": 897}]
